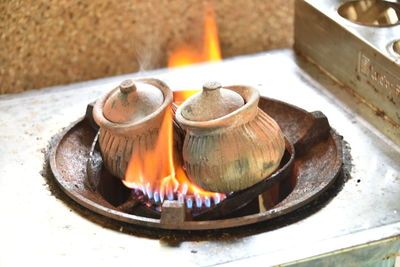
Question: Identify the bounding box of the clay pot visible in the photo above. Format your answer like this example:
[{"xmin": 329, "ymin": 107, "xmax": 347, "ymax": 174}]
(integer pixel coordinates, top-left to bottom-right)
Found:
[
  {"xmin": 175, "ymin": 82, "xmax": 285, "ymax": 193},
  {"xmin": 93, "ymin": 78, "xmax": 173, "ymax": 180}
]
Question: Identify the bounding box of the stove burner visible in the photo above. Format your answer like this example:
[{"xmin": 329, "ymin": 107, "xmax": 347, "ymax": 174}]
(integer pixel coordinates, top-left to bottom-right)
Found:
[
  {"xmin": 49, "ymin": 95, "xmax": 344, "ymax": 230},
  {"xmin": 86, "ymin": 130, "xmax": 294, "ymax": 219}
]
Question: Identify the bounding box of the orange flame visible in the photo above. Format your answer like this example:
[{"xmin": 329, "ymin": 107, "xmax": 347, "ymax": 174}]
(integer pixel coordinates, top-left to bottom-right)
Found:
[
  {"xmin": 172, "ymin": 90, "xmax": 200, "ymax": 105},
  {"xmin": 167, "ymin": 2, "xmax": 222, "ymax": 67},
  {"xmin": 122, "ymin": 2, "xmax": 225, "ymax": 208},
  {"xmin": 123, "ymin": 108, "xmax": 175, "ymax": 193},
  {"xmin": 123, "ymin": 104, "xmax": 225, "ymax": 207}
]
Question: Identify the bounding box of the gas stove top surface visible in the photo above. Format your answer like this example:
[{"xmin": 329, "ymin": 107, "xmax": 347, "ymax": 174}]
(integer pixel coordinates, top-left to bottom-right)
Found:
[{"xmin": 0, "ymin": 50, "xmax": 399, "ymax": 266}]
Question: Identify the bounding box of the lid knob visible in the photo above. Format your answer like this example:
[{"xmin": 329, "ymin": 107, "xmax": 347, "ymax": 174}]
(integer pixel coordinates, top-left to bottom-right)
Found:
[
  {"xmin": 119, "ymin": 79, "xmax": 137, "ymax": 94},
  {"xmin": 203, "ymin": 81, "xmax": 222, "ymax": 91}
]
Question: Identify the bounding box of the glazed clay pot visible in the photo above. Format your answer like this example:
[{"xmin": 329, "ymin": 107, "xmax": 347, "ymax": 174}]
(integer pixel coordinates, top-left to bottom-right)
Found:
[
  {"xmin": 175, "ymin": 82, "xmax": 285, "ymax": 193},
  {"xmin": 93, "ymin": 78, "xmax": 173, "ymax": 180}
]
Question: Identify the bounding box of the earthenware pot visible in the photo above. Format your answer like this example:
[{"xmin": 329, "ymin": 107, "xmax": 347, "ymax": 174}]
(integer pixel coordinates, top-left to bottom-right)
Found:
[
  {"xmin": 175, "ymin": 82, "xmax": 285, "ymax": 193},
  {"xmin": 93, "ymin": 78, "xmax": 173, "ymax": 180}
]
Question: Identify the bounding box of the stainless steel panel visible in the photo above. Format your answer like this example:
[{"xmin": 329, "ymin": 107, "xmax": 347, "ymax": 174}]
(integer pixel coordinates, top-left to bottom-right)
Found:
[
  {"xmin": 295, "ymin": 0, "xmax": 400, "ymax": 145},
  {"xmin": 0, "ymin": 50, "xmax": 399, "ymax": 266}
]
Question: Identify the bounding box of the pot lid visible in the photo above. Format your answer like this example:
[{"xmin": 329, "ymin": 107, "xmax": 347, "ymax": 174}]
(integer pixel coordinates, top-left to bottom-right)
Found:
[
  {"xmin": 181, "ymin": 81, "xmax": 245, "ymax": 121},
  {"xmin": 103, "ymin": 79, "xmax": 164, "ymax": 124}
]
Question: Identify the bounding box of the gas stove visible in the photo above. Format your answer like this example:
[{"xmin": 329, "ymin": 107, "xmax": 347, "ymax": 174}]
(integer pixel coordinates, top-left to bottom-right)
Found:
[
  {"xmin": 1, "ymin": 48, "xmax": 399, "ymax": 266},
  {"xmin": 49, "ymin": 89, "xmax": 341, "ymax": 230}
]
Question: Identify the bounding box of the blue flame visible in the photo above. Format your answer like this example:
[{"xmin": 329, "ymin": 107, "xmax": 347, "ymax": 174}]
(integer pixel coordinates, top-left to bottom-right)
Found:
[
  {"xmin": 205, "ymin": 196, "xmax": 211, "ymax": 208},
  {"xmin": 147, "ymin": 189, "xmax": 153, "ymax": 200},
  {"xmin": 196, "ymin": 196, "xmax": 202, "ymax": 208},
  {"xmin": 153, "ymin": 191, "xmax": 160, "ymax": 203},
  {"xmin": 186, "ymin": 198, "xmax": 193, "ymax": 209},
  {"xmin": 167, "ymin": 190, "xmax": 174, "ymax": 200},
  {"xmin": 213, "ymin": 194, "xmax": 221, "ymax": 205}
]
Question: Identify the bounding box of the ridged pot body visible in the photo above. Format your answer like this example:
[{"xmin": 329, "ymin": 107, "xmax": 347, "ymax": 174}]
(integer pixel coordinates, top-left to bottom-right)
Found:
[
  {"xmin": 97, "ymin": 127, "xmax": 160, "ymax": 180},
  {"xmin": 175, "ymin": 85, "xmax": 285, "ymax": 193},
  {"xmin": 93, "ymin": 78, "xmax": 173, "ymax": 180}
]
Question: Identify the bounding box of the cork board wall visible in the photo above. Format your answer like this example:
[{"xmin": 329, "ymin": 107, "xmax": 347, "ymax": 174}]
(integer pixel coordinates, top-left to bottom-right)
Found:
[{"xmin": 0, "ymin": 0, "xmax": 293, "ymax": 94}]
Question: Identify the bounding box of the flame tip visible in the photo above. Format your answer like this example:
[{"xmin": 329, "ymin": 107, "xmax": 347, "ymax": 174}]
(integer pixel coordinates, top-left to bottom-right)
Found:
[
  {"xmin": 124, "ymin": 4, "xmax": 226, "ymax": 207},
  {"xmin": 167, "ymin": 2, "xmax": 221, "ymax": 68}
]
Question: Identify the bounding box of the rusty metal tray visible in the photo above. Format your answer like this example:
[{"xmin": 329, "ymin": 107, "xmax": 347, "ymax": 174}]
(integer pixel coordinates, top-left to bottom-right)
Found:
[{"xmin": 49, "ymin": 96, "xmax": 344, "ymax": 230}]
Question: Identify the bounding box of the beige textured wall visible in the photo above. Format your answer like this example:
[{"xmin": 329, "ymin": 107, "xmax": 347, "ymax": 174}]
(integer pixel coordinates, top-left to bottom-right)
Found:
[{"xmin": 0, "ymin": 0, "xmax": 293, "ymax": 94}]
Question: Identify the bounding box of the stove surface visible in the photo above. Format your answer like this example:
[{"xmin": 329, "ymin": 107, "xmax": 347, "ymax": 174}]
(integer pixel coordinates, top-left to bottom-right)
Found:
[{"xmin": 0, "ymin": 49, "xmax": 399, "ymax": 266}]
